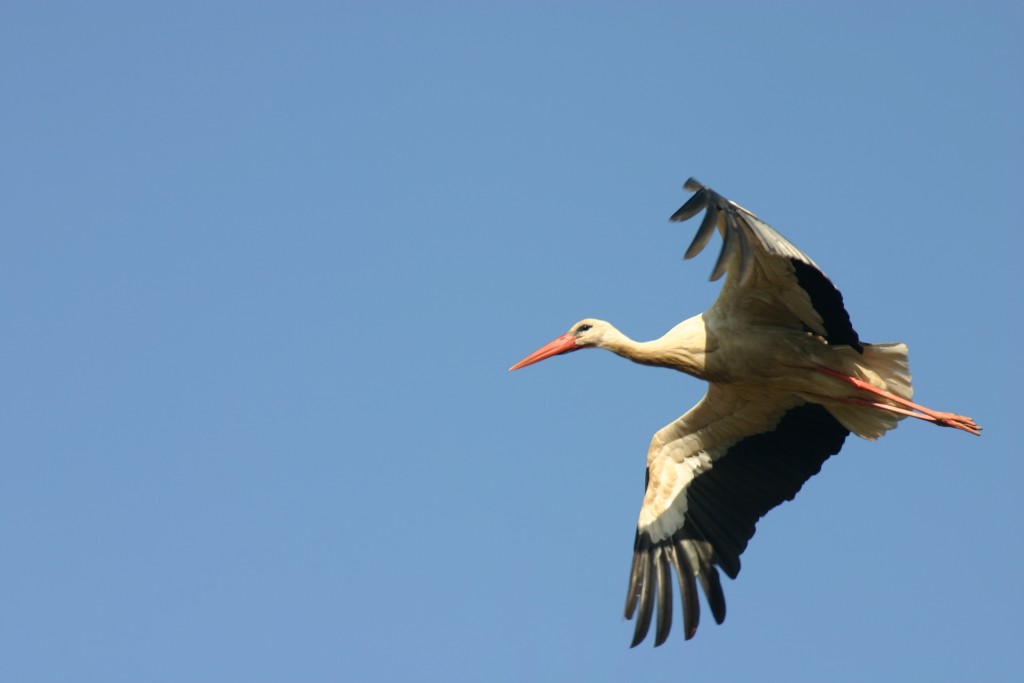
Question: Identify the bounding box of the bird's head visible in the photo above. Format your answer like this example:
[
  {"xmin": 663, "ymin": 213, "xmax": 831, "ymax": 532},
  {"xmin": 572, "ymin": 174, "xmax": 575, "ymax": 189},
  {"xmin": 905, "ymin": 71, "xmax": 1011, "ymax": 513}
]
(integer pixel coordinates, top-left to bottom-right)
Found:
[{"xmin": 509, "ymin": 318, "xmax": 611, "ymax": 371}]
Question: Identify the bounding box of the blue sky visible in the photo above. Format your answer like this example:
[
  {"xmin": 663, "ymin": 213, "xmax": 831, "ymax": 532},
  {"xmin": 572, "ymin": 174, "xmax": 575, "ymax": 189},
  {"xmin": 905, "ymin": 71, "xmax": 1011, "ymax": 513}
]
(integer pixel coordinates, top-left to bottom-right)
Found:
[{"xmin": 2, "ymin": 2, "xmax": 1022, "ymax": 681}]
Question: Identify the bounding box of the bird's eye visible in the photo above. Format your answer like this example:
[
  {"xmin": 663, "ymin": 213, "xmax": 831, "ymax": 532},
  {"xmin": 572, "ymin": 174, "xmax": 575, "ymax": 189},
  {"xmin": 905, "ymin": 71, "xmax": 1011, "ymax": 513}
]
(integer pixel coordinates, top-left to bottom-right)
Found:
[{"xmin": 577, "ymin": 324, "xmax": 592, "ymax": 333}]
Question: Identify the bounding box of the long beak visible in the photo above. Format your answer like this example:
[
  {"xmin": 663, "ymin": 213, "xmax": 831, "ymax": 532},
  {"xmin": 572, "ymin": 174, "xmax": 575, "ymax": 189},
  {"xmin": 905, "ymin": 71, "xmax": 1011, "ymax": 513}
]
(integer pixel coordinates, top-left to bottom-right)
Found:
[{"xmin": 509, "ymin": 333, "xmax": 578, "ymax": 371}]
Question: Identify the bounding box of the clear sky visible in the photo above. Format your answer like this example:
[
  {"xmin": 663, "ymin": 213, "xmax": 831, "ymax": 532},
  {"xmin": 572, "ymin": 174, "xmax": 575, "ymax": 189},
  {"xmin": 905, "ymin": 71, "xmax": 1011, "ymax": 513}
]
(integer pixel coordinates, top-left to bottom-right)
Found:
[{"xmin": 2, "ymin": 2, "xmax": 1021, "ymax": 682}]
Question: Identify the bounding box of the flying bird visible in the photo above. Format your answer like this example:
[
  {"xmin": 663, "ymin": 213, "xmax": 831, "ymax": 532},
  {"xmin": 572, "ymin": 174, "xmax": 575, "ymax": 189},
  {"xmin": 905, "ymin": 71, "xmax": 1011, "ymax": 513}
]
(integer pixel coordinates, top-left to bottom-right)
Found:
[{"xmin": 509, "ymin": 178, "xmax": 980, "ymax": 648}]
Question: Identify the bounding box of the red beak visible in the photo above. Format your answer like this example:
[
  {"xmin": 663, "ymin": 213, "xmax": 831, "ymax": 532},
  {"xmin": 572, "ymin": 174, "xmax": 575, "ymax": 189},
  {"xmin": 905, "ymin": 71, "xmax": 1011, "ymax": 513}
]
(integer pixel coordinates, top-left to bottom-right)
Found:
[{"xmin": 509, "ymin": 333, "xmax": 579, "ymax": 371}]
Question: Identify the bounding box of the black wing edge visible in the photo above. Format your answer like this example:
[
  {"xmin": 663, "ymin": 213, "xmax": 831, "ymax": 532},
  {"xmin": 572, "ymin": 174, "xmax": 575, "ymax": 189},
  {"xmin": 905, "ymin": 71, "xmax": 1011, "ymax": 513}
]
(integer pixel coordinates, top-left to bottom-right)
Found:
[
  {"xmin": 671, "ymin": 177, "xmax": 864, "ymax": 353},
  {"xmin": 624, "ymin": 403, "xmax": 850, "ymax": 647},
  {"xmin": 791, "ymin": 259, "xmax": 863, "ymax": 352}
]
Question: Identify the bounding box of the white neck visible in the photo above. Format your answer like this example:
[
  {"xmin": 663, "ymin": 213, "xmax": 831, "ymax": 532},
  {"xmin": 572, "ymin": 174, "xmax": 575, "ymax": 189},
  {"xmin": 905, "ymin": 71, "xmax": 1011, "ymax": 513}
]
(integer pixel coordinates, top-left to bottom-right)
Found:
[{"xmin": 599, "ymin": 315, "xmax": 709, "ymax": 379}]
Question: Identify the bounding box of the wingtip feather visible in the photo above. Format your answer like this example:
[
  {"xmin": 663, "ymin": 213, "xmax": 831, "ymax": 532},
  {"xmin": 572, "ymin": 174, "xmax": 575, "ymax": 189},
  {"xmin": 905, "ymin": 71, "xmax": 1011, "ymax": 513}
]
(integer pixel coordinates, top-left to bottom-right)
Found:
[
  {"xmin": 683, "ymin": 204, "xmax": 719, "ymax": 260},
  {"xmin": 653, "ymin": 548, "xmax": 673, "ymax": 646},
  {"xmin": 629, "ymin": 550, "xmax": 654, "ymax": 648},
  {"xmin": 709, "ymin": 212, "xmax": 739, "ymax": 282},
  {"xmin": 669, "ymin": 188, "xmax": 708, "ymax": 223}
]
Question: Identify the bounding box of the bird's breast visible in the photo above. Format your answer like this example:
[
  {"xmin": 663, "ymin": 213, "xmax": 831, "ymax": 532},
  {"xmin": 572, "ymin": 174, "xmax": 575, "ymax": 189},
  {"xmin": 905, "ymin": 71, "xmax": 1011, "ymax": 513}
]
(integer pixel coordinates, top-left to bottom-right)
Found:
[{"xmin": 703, "ymin": 322, "xmax": 830, "ymax": 387}]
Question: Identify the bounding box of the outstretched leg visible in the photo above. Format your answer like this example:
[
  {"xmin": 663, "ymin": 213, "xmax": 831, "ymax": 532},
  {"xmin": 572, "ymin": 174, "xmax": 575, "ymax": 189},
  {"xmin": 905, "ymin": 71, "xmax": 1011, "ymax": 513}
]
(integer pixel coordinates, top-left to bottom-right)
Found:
[{"xmin": 817, "ymin": 367, "xmax": 981, "ymax": 436}]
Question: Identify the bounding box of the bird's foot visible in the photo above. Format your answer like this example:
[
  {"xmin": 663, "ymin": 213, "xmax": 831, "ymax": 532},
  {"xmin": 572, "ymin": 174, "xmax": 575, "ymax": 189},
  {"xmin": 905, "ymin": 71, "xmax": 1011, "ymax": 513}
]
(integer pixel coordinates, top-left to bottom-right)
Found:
[{"xmin": 932, "ymin": 412, "xmax": 982, "ymax": 436}]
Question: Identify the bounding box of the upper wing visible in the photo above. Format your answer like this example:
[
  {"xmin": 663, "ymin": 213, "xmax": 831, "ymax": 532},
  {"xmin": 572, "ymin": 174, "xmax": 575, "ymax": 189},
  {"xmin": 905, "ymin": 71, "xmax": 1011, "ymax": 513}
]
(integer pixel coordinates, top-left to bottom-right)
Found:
[
  {"xmin": 625, "ymin": 383, "xmax": 849, "ymax": 647},
  {"xmin": 670, "ymin": 178, "xmax": 862, "ymax": 352}
]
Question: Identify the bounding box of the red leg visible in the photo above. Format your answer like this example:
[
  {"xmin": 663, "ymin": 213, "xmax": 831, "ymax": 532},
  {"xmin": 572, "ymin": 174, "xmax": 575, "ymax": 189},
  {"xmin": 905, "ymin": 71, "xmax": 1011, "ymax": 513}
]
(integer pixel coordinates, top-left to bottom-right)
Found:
[
  {"xmin": 842, "ymin": 396, "xmax": 981, "ymax": 435},
  {"xmin": 817, "ymin": 367, "xmax": 981, "ymax": 436}
]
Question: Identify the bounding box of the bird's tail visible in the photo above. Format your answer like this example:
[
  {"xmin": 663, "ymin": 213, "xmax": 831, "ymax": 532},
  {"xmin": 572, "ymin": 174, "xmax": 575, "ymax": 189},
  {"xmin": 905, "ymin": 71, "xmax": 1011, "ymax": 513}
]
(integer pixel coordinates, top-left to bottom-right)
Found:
[{"xmin": 825, "ymin": 342, "xmax": 912, "ymax": 441}]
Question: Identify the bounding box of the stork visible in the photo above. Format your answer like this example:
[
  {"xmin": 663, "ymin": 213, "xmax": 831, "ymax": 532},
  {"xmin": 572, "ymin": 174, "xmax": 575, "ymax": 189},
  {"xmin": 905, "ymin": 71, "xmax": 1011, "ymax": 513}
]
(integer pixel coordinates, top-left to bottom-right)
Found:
[{"xmin": 509, "ymin": 178, "xmax": 980, "ymax": 647}]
